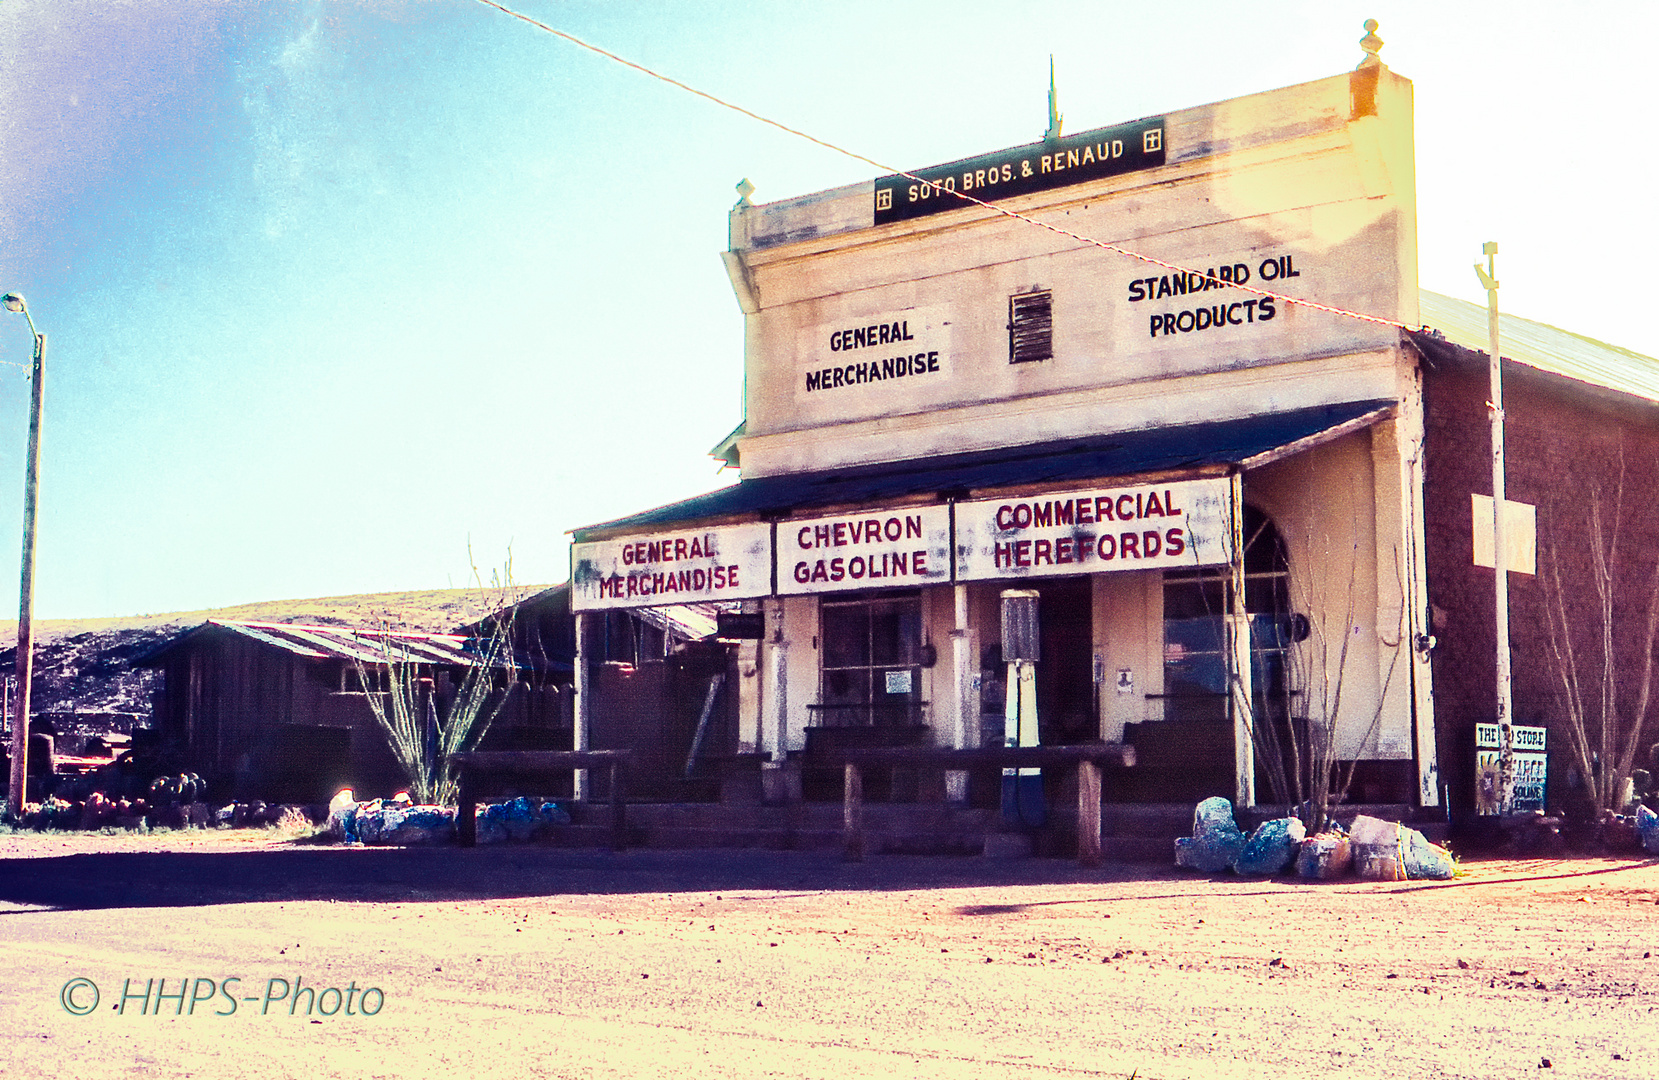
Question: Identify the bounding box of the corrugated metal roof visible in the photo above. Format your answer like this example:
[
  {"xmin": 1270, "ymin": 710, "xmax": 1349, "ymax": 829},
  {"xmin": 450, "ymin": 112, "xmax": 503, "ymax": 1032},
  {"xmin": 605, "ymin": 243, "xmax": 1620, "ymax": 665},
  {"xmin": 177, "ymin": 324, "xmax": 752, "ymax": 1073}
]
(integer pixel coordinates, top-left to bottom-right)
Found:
[
  {"xmin": 137, "ymin": 620, "xmax": 518, "ymax": 669},
  {"xmin": 633, "ymin": 601, "xmax": 735, "ymax": 642},
  {"xmin": 571, "ymin": 398, "xmax": 1396, "ymax": 539},
  {"xmin": 1419, "ymin": 290, "xmax": 1659, "ymax": 404}
]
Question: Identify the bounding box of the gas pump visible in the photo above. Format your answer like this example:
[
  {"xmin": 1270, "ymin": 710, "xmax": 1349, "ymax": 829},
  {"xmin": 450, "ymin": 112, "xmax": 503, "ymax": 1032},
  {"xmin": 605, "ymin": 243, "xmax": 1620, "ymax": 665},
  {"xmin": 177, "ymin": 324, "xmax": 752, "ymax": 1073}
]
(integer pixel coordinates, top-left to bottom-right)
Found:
[{"xmin": 1000, "ymin": 589, "xmax": 1045, "ymax": 825}]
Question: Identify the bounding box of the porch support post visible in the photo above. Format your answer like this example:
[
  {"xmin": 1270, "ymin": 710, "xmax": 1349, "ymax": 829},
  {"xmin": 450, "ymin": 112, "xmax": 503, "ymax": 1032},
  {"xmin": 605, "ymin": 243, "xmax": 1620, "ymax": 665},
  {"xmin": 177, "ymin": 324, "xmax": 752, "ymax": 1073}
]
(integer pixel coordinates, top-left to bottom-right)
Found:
[
  {"xmin": 1077, "ymin": 758, "xmax": 1102, "ymax": 867},
  {"xmin": 1228, "ymin": 471, "xmax": 1256, "ymax": 807},
  {"xmin": 573, "ymin": 612, "xmax": 590, "ymax": 802},
  {"xmin": 842, "ymin": 761, "xmax": 865, "ymax": 861},
  {"xmin": 947, "ymin": 583, "xmax": 976, "ymax": 804}
]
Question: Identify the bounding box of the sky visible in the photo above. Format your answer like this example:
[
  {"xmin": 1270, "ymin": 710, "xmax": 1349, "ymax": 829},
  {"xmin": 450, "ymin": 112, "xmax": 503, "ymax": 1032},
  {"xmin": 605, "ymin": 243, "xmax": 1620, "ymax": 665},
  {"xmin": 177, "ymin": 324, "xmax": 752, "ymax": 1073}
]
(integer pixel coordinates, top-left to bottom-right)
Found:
[{"xmin": 0, "ymin": 0, "xmax": 1653, "ymax": 619}]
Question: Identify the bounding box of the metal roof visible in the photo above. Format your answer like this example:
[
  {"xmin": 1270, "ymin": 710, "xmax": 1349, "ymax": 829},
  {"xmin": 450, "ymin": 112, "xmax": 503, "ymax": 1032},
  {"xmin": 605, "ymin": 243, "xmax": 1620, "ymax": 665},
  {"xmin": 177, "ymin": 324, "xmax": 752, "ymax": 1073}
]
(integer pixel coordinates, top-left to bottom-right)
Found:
[
  {"xmin": 571, "ymin": 398, "xmax": 1396, "ymax": 539},
  {"xmin": 1418, "ymin": 290, "xmax": 1659, "ymax": 405},
  {"xmin": 136, "ymin": 620, "xmax": 519, "ymax": 669}
]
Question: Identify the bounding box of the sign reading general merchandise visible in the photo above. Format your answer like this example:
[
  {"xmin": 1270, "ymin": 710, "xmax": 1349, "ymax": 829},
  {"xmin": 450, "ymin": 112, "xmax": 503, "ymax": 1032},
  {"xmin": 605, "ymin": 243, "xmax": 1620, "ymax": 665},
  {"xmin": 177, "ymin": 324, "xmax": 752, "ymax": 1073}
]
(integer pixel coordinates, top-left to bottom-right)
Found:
[
  {"xmin": 797, "ymin": 304, "xmax": 952, "ymax": 407},
  {"xmin": 954, "ymin": 477, "xmax": 1233, "ymax": 581},
  {"xmin": 571, "ymin": 523, "xmax": 773, "ymax": 611},
  {"xmin": 873, "ymin": 117, "xmax": 1166, "ymax": 225},
  {"xmin": 778, "ymin": 505, "xmax": 952, "ymax": 596}
]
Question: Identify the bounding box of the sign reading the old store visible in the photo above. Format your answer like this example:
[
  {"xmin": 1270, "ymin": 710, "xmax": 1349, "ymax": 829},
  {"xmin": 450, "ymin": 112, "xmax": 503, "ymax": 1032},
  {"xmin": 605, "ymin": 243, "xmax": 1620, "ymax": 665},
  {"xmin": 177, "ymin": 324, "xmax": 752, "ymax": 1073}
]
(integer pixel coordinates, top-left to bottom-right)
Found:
[
  {"xmin": 571, "ymin": 523, "xmax": 773, "ymax": 611},
  {"xmin": 778, "ymin": 505, "xmax": 952, "ymax": 596},
  {"xmin": 873, "ymin": 117, "xmax": 1166, "ymax": 225},
  {"xmin": 954, "ymin": 476, "xmax": 1233, "ymax": 581}
]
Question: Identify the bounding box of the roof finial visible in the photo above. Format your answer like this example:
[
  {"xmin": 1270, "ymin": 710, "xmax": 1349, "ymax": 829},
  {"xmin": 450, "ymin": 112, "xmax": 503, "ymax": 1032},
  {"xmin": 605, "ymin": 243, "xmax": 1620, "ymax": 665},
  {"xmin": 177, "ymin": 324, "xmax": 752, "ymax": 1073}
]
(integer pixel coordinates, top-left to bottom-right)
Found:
[
  {"xmin": 1044, "ymin": 55, "xmax": 1063, "ymax": 142},
  {"xmin": 734, "ymin": 177, "xmax": 755, "ymax": 208},
  {"xmin": 1358, "ymin": 19, "xmax": 1384, "ymax": 68}
]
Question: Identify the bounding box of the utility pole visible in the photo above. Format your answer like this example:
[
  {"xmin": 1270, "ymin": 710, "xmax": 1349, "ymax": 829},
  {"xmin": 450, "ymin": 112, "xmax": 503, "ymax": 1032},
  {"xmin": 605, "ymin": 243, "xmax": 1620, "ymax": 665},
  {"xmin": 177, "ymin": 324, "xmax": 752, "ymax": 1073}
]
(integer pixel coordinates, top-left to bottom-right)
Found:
[
  {"xmin": 1473, "ymin": 244, "xmax": 1514, "ymax": 813},
  {"xmin": 2, "ymin": 293, "xmax": 43, "ymax": 817}
]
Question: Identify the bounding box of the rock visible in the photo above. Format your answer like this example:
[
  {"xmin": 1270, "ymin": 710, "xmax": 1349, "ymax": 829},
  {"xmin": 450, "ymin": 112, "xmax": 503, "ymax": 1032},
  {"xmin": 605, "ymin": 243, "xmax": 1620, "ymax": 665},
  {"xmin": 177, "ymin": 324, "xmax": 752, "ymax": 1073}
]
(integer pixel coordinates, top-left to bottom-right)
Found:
[
  {"xmin": 1400, "ymin": 829, "xmax": 1456, "ymax": 880},
  {"xmin": 380, "ymin": 806, "xmax": 455, "ymax": 845},
  {"xmin": 1295, "ymin": 831, "xmax": 1353, "ymax": 879},
  {"xmin": 1636, "ymin": 805, "xmax": 1659, "ymax": 854},
  {"xmin": 1174, "ymin": 797, "xmax": 1247, "ymax": 872},
  {"xmin": 1351, "ymin": 814, "xmax": 1455, "ymax": 880},
  {"xmin": 1234, "ymin": 817, "xmax": 1307, "ymax": 876},
  {"xmin": 1600, "ymin": 812, "xmax": 1641, "ymax": 852},
  {"xmin": 327, "ymin": 790, "xmax": 358, "ymax": 842}
]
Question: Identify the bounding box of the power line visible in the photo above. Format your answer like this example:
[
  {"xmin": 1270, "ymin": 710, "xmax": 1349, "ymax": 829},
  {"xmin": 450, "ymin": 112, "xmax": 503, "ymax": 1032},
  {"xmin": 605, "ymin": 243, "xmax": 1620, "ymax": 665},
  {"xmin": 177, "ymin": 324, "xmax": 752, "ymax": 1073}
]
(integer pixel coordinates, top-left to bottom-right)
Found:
[{"xmin": 473, "ymin": 0, "xmax": 1411, "ymax": 331}]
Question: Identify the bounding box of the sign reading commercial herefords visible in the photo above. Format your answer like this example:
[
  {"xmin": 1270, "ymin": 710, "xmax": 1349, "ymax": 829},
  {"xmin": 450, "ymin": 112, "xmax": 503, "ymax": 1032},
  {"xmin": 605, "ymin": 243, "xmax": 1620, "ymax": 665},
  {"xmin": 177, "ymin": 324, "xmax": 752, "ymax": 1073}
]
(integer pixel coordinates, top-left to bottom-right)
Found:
[
  {"xmin": 778, "ymin": 505, "xmax": 952, "ymax": 596},
  {"xmin": 955, "ymin": 477, "xmax": 1233, "ymax": 581},
  {"xmin": 571, "ymin": 523, "xmax": 773, "ymax": 611}
]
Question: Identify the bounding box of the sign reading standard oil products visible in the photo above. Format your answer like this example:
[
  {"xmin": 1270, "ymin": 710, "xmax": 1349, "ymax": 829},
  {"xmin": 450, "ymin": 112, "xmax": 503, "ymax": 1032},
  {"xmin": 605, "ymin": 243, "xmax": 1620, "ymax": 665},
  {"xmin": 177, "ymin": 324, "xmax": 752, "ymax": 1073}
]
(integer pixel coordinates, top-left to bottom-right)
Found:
[
  {"xmin": 954, "ymin": 477, "xmax": 1233, "ymax": 581},
  {"xmin": 873, "ymin": 117, "xmax": 1166, "ymax": 224},
  {"xmin": 779, "ymin": 505, "xmax": 952, "ymax": 596},
  {"xmin": 571, "ymin": 523, "xmax": 773, "ymax": 611}
]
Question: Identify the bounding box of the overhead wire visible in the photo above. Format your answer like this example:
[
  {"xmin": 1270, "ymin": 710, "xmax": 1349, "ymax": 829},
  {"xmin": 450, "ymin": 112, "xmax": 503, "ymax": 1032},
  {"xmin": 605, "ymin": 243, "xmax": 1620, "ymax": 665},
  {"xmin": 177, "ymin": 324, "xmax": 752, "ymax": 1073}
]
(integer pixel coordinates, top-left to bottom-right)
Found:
[{"xmin": 473, "ymin": 0, "xmax": 1412, "ymax": 331}]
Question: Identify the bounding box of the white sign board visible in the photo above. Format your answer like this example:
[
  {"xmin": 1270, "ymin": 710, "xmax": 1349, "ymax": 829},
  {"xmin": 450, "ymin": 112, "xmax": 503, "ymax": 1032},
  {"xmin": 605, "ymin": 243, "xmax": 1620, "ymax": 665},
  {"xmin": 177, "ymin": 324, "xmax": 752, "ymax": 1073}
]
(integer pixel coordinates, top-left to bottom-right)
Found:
[
  {"xmin": 1472, "ymin": 494, "xmax": 1536, "ymax": 576},
  {"xmin": 1474, "ymin": 724, "xmax": 1547, "ymax": 814},
  {"xmin": 778, "ymin": 505, "xmax": 952, "ymax": 595},
  {"xmin": 571, "ymin": 523, "xmax": 773, "ymax": 611},
  {"xmin": 795, "ymin": 304, "xmax": 953, "ymax": 414},
  {"xmin": 954, "ymin": 476, "xmax": 1233, "ymax": 581}
]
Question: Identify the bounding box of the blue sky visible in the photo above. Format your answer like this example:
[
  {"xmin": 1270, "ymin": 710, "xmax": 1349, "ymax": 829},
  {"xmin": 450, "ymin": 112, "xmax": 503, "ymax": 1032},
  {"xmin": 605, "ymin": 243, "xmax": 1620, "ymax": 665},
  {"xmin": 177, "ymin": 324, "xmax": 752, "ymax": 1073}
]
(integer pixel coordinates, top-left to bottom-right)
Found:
[{"xmin": 0, "ymin": 0, "xmax": 1653, "ymax": 618}]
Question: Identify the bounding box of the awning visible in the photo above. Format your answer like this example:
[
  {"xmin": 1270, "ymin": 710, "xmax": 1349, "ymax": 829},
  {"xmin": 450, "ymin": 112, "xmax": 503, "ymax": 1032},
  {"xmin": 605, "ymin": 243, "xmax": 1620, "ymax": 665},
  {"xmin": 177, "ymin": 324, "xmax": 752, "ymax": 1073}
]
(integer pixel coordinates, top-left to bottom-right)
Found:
[{"xmin": 572, "ymin": 399, "xmax": 1395, "ymax": 540}]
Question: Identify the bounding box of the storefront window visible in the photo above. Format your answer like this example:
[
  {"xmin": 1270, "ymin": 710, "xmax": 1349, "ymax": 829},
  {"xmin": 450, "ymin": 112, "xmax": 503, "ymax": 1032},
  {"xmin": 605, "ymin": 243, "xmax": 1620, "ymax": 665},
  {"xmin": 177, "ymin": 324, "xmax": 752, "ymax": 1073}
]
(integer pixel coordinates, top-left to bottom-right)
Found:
[
  {"xmin": 1161, "ymin": 507, "xmax": 1290, "ymax": 723},
  {"xmin": 817, "ymin": 592, "xmax": 923, "ymax": 727}
]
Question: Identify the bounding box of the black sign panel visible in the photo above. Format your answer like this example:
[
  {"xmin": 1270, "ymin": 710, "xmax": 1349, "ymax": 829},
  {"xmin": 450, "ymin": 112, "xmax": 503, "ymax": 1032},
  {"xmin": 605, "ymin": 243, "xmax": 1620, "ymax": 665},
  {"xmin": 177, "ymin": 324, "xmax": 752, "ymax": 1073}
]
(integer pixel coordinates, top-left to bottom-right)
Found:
[
  {"xmin": 716, "ymin": 612, "xmax": 766, "ymax": 640},
  {"xmin": 874, "ymin": 116, "xmax": 1166, "ymax": 225}
]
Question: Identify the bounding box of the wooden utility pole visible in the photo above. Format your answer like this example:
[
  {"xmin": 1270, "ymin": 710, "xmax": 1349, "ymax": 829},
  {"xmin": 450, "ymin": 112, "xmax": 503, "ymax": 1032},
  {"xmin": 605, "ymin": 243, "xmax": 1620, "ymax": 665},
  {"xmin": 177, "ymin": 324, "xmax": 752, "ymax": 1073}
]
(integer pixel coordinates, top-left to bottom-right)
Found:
[
  {"xmin": 3, "ymin": 293, "xmax": 43, "ymax": 816},
  {"xmin": 1474, "ymin": 244, "xmax": 1514, "ymax": 813}
]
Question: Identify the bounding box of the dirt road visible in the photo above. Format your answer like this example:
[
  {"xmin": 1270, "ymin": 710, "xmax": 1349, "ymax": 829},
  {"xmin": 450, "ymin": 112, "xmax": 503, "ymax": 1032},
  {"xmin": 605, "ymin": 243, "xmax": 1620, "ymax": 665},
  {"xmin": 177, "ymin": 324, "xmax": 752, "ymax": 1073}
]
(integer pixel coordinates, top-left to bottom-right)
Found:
[{"xmin": 3, "ymin": 830, "xmax": 1656, "ymax": 1079}]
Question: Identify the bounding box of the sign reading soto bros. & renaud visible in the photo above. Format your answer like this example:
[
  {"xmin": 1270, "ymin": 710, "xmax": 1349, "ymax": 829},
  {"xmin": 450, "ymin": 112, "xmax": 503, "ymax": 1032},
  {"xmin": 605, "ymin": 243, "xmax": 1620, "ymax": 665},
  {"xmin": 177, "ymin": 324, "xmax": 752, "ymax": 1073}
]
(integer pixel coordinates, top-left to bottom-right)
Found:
[
  {"xmin": 571, "ymin": 479, "xmax": 1234, "ymax": 610},
  {"xmin": 873, "ymin": 116, "xmax": 1167, "ymax": 225}
]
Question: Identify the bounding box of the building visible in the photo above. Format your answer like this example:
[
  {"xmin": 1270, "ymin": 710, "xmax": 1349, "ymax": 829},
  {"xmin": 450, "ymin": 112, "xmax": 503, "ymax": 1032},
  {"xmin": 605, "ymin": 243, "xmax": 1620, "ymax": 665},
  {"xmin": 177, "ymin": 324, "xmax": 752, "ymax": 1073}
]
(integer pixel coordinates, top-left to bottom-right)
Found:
[
  {"xmin": 461, "ymin": 585, "xmax": 741, "ymax": 801},
  {"xmin": 568, "ymin": 37, "xmax": 1657, "ymax": 826},
  {"xmin": 137, "ymin": 620, "xmax": 531, "ymax": 803}
]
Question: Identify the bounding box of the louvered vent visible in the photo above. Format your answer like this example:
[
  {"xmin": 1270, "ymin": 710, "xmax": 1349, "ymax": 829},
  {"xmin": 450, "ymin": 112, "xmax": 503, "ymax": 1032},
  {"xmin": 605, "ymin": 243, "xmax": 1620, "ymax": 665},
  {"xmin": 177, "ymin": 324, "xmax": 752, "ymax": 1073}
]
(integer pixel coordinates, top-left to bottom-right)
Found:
[{"xmin": 1008, "ymin": 290, "xmax": 1053, "ymax": 363}]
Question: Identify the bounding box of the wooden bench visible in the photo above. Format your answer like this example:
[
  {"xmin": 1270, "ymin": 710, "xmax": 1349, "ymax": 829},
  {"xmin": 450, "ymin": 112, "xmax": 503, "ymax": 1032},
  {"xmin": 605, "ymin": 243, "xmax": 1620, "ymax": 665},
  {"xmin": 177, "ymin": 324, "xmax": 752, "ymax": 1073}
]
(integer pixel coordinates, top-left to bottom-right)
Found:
[
  {"xmin": 829, "ymin": 743, "xmax": 1136, "ymax": 867},
  {"xmin": 449, "ymin": 750, "xmax": 632, "ymax": 850}
]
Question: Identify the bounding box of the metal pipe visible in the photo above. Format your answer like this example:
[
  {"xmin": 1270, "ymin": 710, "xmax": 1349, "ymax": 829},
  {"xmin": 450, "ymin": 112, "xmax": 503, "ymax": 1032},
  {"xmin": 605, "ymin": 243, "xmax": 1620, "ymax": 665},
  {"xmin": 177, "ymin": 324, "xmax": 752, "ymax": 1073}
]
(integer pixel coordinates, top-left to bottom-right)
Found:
[
  {"xmin": 3, "ymin": 293, "xmax": 41, "ymax": 817},
  {"xmin": 1475, "ymin": 243, "xmax": 1513, "ymax": 813}
]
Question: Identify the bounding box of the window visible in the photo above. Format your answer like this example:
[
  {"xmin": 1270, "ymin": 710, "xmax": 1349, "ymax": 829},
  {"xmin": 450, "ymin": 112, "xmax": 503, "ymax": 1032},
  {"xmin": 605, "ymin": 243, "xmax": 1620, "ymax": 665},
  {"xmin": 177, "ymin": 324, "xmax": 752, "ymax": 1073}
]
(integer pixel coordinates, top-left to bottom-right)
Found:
[
  {"xmin": 1161, "ymin": 507, "xmax": 1291, "ymax": 723},
  {"xmin": 817, "ymin": 592, "xmax": 924, "ymax": 727},
  {"xmin": 1008, "ymin": 289, "xmax": 1053, "ymax": 363}
]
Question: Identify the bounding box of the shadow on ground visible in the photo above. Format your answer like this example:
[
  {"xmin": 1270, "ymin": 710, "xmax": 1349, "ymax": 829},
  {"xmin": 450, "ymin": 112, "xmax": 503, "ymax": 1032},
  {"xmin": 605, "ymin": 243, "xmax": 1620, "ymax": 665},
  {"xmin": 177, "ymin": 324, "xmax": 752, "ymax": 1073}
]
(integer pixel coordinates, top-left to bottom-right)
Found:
[{"xmin": 0, "ymin": 845, "xmax": 1175, "ymax": 911}]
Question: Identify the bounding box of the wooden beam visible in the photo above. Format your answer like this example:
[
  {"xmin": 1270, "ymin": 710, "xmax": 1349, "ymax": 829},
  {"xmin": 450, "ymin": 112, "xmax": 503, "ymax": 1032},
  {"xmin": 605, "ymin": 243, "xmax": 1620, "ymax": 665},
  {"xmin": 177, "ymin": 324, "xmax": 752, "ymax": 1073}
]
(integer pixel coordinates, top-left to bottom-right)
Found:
[
  {"xmin": 1077, "ymin": 758, "xmax": 1102, "ymax": 867},
  {"xmin": 842, "ymin": 761, "xmax": 864, "ymax": 862}
]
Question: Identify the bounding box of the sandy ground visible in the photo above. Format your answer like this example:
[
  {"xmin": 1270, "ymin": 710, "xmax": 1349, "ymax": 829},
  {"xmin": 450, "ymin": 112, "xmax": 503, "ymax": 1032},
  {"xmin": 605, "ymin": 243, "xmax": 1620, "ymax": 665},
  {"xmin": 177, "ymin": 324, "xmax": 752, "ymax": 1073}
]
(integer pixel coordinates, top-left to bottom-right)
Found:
[{"xmin": 3, "ymin": 830, "xmax": 1657, "ymax": 1080}]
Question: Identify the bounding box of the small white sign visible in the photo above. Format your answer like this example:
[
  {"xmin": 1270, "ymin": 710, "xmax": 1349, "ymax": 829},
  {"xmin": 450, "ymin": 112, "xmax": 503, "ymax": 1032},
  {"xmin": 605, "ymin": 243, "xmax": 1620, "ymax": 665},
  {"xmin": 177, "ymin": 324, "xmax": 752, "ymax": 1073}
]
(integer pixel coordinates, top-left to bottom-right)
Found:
[
  {"xmin": 1472, "ymin": 494, "xmax": 1536, "ymax": 576},
  {"xmin": 884, "ymin": 670, "xmax": 914, "ymax": 695},
  {"xmin": 778, "ymin": 505, "xmax": 951, "ymax": 595},
  {"xmin": 571, "ymin": 523, "xmax": 773, "ymax": 611},
  {"xmin": 796, "ymin": 304, "xmax": 953, "ymax": 411},
  {"xmin": 954, "ymin": 476, "xmax": 1233, "ymax": 581}
]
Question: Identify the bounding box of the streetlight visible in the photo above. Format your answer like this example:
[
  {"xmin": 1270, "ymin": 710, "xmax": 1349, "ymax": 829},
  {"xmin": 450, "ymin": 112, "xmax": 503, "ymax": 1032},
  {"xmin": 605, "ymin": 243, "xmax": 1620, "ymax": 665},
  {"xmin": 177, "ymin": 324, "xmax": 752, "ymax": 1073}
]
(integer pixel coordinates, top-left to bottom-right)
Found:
[{"xmin": 2, "ymin": 292, "xmax": 44, "ymax": 817}]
